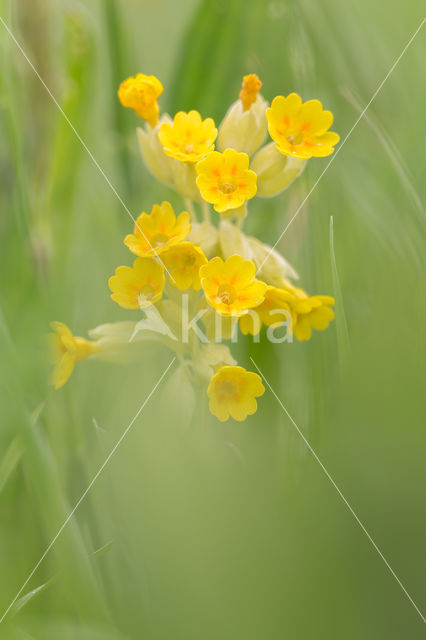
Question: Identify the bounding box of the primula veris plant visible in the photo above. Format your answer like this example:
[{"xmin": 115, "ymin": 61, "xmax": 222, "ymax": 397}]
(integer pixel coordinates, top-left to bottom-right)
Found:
[{"xmin": 49, "ymin": 73, "xmax": 337, "ymax": 422}]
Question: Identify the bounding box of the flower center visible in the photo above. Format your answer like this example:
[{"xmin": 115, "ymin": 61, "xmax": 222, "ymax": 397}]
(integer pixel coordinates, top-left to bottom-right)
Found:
[
  {"xmin": 183, "ymin": 252, "xmax": 196, "ymax": 267},
  {"xmin": 220, "ymin": 379, "xmax": 238, "ymax": 396},
  {"xmin": 286, "ymin": 132, "xmax": 304, "ymax": 146},
  {"xmin": 138, "ymin": 284, "xmax": 155, "ymax": 305},
  {"xmin": 216, "ymin": 284, "xmax": 236, "ymax": 305},
  {"xmin": 184, "ymin": 144, "xmax": 195, "ymax": 154},
  {"xmin": 219, "ymin": 181, "xmax": 236, "ymax": 195},
  {"xmin": 151, "ymin": 233, "xmax": 169, "ymax": 247}
]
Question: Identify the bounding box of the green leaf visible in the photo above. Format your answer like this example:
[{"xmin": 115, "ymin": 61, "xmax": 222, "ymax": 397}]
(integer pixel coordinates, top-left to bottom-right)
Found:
[
  {"xmin": 0, "ymin": 436, "xmax": 22, "ymax": 494},
  {"xmin": 10, "ymin": 579, "xmax": 54, "ymax": 617}
]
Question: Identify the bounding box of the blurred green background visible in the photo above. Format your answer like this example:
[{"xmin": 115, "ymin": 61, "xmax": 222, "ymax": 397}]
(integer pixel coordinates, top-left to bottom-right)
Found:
[{"xmin": 0, "ymin": 0, "xmax": 425, "ymax": 638}]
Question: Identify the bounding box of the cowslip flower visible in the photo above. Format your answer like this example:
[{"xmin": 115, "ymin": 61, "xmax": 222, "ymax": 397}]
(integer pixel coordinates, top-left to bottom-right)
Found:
[
  {"xmin": 118, "ymin": 73, "xmax": 163, "ymax": 126},
  {"xmin": 158, "ymin": 110, "xmax": 217, "ymax": 163},
  {"xmin": 267, "ymin": 93, "xmax": 340, "ymax": 159},
  {"xmin": 239, "ymin": 286, "xmax": 292, "ymax": 336},
  {"xmin": 162, "ymin": 242, "xmax": 207, "ymax": 290},
  {"xmin": 124, "ymin": 201, "xmax": 191, "ymax": 257},
  {"xmin": 285, "ymin": 286, "xmax": 335, "ymax": 341},
  {"xmin": 200, "ymin": 254, "xmax": 266, "ymax": 317},
  {"xmin": 49, "ymin": 322, "xmax": 99, "ymax": 389},
  {"xmin": 109, "ymin": 257, "xmax": 165, "ymax": 309},
  {"xmin": 218, "ymin": 73, "xmax": 267, "ymax": 156},
  {"xmin": 196, "ymin": 149, "xmax": 257, "ymax": 213},
  {"xmin": 207, "ymin": 365, "xmax": 265, "ymax": 422}
]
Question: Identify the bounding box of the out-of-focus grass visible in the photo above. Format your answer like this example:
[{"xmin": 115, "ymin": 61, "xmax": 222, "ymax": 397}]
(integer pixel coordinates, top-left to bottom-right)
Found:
[{"xmin": 0, "ymin": 0, "xmax": 426, "ymax": 638}]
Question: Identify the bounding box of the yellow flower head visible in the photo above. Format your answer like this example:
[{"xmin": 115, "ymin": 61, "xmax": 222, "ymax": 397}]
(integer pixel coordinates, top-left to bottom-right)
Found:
[
  {"xmin": 286, "ymin": 287, "xmax": 335, "ymax": 341},
  {"xmin": 109, "ymin": 257, "xmax": 165, "ymax": 309},
  {"xmin": 239, "ymin": 285, "xmax": 292, "ymax": 335},
  {"xmin": 162, "ymin": 241, "xmax": 207, "ymax": 290},
  {"xmin": 200, "ymin": 254, "xmax": 267, "ymax": 317},
  {"xmin": 207, "ymin": 365, "xmax": 265, "ymax": 422},
  {"xmin": 158, "ymin": 110, "xmax": 217, "ymax": 163},
  {"xmin": 267, "ymin": 93, "xmax": 340, "ymax": 159},
  {"xmin": 49, "ymin": 322, "xmax": 99, "ymax": 389},
  {"xmin": 239, "ymin": 73, "xmax": 262, "ymax": 111},
  {"xmin": 196, "ymin": 149, "xmax": 257, "ymax": 213},
  {"xmin": 124, "ymin": 201, "xmax": 191, "ymax": 258},
  {"xmin": 118, "ymin": 73, "xmax": 163, "ymax": 126}
]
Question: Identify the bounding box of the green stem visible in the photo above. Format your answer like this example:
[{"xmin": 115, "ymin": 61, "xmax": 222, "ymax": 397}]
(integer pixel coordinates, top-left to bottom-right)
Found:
[
  {"xmin": 184, "ymin": 198, "xmax": 197, "ymax": 222},
  {"xmin": 201, "ymin": 200, "xmax": 211, "ymax": 223}
]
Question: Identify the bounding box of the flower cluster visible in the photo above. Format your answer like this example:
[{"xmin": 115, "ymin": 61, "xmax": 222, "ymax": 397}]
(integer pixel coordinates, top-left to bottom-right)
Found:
[{"xmin": 50, "ymin": 73, "xmax": 338, "ymax": 423}]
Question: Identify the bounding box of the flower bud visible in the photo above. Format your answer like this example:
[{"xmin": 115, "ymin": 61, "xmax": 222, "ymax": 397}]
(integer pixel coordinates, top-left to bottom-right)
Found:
[
  {"xmin": 251, "ymin": 142, "xmax": 306, "ymax": 197},
  {"xmin": 219, "ymin": 220, "xmax": 253, "ymax": 260},
  {"xmin": 187, "ymin": 221, "xmax": 219, "ymax": 259},
  {"xmin": 247, "ymin": 236, "xmax": 299, "ymax": 285},
  {"xmin": 137, "ymin": 116, "xmax": 175, "ymax": 188},
  {"xmin": 88, "ymin": 321, "xmax": 161, "ymax": 363},
  {"xmin": 219, "ymin": 203, "xmax": 248, "ymax": 223},
  {"xmin": 194, "ymin": 343, "xmax": 236, "ymax": 380},
  {"xmin": 118, "ymin": 73, "xmax": 163, "ymax": 126},
  {"xmin": 218, "ymin": 94, "xmax": 268, "ymax": 157},
  {"xmin": 170, "ymin": 159, "xmax": 201, "ymax": 201}
]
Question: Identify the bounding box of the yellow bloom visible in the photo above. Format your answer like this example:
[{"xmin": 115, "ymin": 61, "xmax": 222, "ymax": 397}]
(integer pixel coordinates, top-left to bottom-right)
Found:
[
  {"xmin": 267, "ymin": 93, "xmax": 340, "ymax": 159},
  {"xmin": 200, "ymin": 255, "xmax": 266, "ymax": 317},
  {"xmin": 118, "ymin": 73, "xmax": 163, "ymax": 126},
  {"xmin": 207, "ymin": 365, "xmax": 265, "ymax": 422},
  {"xmin": 109, "ymin": 257, "xmax": 165, "ymax": 309},
  {"xmin": 196, "ymin": 149, "xmax": 257, "ymax": 213},
  {"xmin": 124, "ymin": 201, "xmax": 191, "ymax": 258},
  {"xmin": 284, "ymin": 286, "xmax": 335, "ymax": 341},
  {"xmin": 158, "ymin": 110, "xmax": 217, "ymax": 163},
  {"xmin": 239, "ymin": 73, "xmax": 262, "ymax": 111},
  {"xmin": 162, "ymin": 241, "xmax": 207, "ymax": 290},
  {"xmin": 239, "ymin": 285, "xmax": 292, "ymax": 335},
  {"xmin": 49, "ymin": 322, "xmax": 99, "ymax": 389}
]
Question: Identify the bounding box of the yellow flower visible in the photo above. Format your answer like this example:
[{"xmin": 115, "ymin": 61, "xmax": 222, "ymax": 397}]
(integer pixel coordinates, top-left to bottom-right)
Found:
[
  {"xmin": 207, "ymin": 365, "xmax": 265, "ymax": 422},
  {"xmin": 283, "ymin": 286, "xmax": 335, "ymax": 341},
  {"xmin": 162, "ymin": 241, "xmax": 207, "ymax": 290},
  {"xmin": 200, "ymin": 255, "xmax": 266, "ymax": 317},
  {"xmin": 158, "ymin": 110, "xmax": 217, "ymax": 163},
  {"xmin": 196, "ymin": 149, "xmax": 257, "ymax": 213},
  {"xmin": 239, "ymin": 285, "xmax": 292, "ymax": 335},
  {"xmin": 124, "ymin": 201, "xmax": 191, "ymax": 258},
  {"xmin": 266, "ymin": 93, "xmax": 340, "ymax": 159},
  {"xmin": 118, "ymin": 73, "xmax": 163, "ymax": 126},
  {"xmin": 109, "ymin": 257, "xmax": 165, "ymax": 309},
  {"xmin": 239, "ymin": 73, "xmax": 263, "ymax": 111},
  {"xmin": 49, "ymin": 322, "xmax": 99, "ymax": 389}
]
